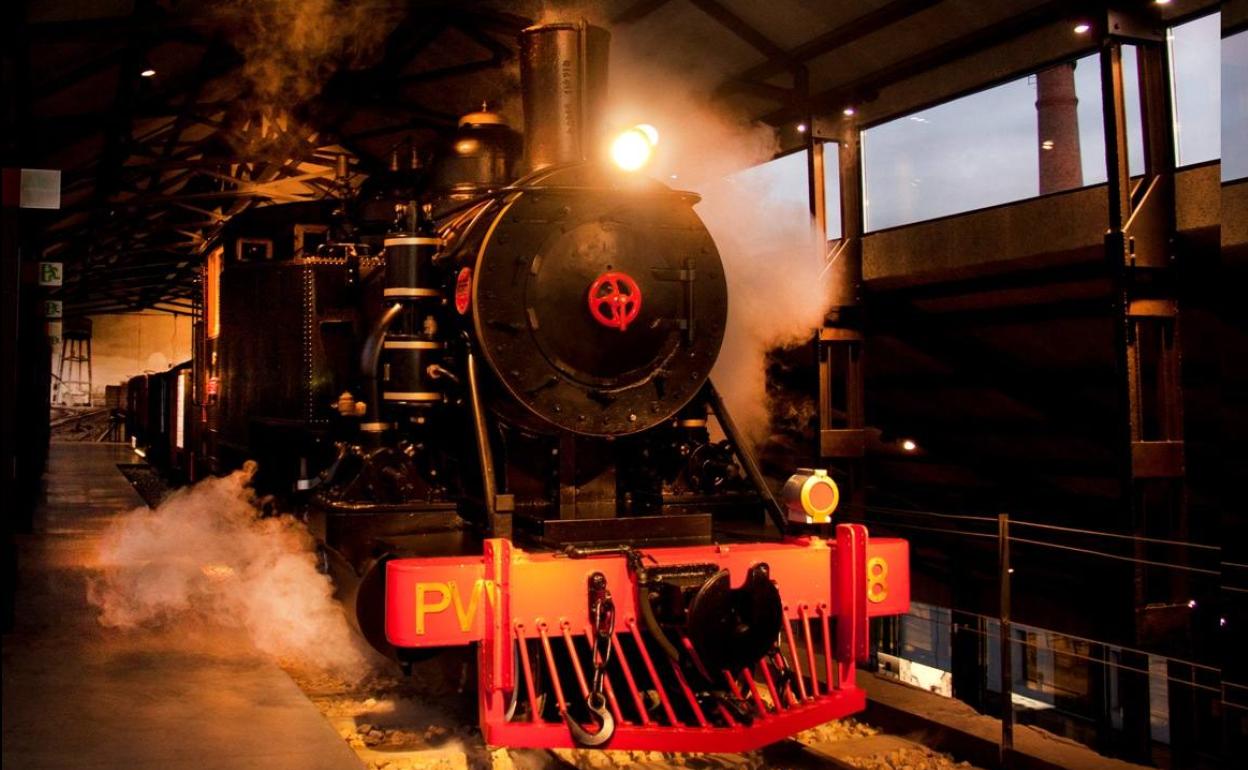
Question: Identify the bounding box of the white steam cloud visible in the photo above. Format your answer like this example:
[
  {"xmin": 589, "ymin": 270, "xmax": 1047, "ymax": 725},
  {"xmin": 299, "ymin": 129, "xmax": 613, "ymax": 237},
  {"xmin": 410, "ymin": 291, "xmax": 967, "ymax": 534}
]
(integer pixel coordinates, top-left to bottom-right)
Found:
[
  {"xmin": 87, "ymin": 464, "xmax": 371, "ymax": 679},
  {"xmin": 607, "ymin": 38, "xmax": 830, "ymax": 447}
]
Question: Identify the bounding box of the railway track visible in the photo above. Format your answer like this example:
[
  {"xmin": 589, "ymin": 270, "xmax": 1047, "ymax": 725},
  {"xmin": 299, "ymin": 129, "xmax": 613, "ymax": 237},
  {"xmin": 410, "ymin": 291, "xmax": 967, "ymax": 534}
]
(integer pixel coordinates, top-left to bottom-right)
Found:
[{"xmin": 282, "ymin": 662, "xmax": 981, "ymax": 770}]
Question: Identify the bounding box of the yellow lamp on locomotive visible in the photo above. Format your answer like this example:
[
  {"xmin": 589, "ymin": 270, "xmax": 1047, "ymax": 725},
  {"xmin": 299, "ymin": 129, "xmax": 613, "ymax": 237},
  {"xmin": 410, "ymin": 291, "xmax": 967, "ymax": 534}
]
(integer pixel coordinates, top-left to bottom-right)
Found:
[
  {"xmin": 610, "ymin": 123, "xmax": 659, "ymax": 171},
  {"xmin": 780, "ymin": 468, "xmax": 840, "ymax": 524}
]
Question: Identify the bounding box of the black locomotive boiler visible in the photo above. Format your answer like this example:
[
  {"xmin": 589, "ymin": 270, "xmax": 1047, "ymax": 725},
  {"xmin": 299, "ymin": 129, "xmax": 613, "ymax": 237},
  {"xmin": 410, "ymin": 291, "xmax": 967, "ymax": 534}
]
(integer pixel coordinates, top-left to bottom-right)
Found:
[{"xmin": 160, "ymin": 21, "xmax": 908, "ymax": 751}]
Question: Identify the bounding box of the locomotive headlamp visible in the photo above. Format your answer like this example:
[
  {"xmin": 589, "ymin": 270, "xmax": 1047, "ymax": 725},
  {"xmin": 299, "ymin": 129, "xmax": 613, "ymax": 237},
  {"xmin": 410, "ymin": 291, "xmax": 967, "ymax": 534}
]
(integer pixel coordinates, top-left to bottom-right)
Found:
[
  {"xmin": 610, "ymin": 124, "xmax": 659, "ymax": 171},
  {"xmin": 781, "ymin": 468, "xmax": 840, "ymax": 524}
]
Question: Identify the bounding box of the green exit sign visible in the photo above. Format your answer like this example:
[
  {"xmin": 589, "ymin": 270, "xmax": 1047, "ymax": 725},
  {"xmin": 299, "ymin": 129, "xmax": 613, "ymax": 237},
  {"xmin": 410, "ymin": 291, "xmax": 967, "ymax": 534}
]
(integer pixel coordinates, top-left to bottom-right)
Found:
[{"xmin": 38, "ymin": 261, "xmax": 62, "ymax": 286}]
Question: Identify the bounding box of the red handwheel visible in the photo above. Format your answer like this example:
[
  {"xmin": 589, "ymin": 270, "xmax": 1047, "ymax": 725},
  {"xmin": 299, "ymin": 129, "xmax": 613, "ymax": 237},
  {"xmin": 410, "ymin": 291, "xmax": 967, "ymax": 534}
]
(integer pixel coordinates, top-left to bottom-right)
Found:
[{"xmin": 587, "ymin": 271, "xmax": 642, "ymax": 331}]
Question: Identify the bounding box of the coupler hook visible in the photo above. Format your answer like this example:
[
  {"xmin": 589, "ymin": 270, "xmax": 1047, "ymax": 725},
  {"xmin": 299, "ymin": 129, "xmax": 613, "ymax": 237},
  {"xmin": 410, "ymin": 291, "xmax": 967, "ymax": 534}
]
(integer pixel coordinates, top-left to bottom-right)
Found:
[{"xmin": 566, "ymin": 572, "xmax": 616, "ymax": 747}]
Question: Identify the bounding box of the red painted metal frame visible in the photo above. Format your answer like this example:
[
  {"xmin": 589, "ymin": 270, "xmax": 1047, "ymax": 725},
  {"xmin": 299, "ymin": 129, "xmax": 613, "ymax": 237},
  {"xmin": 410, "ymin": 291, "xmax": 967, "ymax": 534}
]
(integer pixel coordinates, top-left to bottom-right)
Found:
[{"xmin": 385, "ymin": 524, "xmax": 908, "ymax": 751}]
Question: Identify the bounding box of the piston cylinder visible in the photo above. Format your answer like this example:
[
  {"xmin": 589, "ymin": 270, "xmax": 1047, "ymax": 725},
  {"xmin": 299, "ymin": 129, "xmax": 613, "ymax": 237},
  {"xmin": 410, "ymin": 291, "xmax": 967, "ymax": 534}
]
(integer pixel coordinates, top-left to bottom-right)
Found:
[
  {"xmin": 383, "ymin": 234, "xmax": 442, "ymax": 300},
  {"xmin": 381, "ymin": 336, "xmax": 443, "ymax": 406},
  {"xmin": 375, "ymin": 214, "xmax": 445, "ymax": 415}
]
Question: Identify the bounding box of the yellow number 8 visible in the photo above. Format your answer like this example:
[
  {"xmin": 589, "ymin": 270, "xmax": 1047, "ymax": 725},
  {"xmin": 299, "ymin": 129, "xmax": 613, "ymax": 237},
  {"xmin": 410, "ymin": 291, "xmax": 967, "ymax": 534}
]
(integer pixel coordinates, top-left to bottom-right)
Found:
[{"xmin": 866, "ymin": 557, "xmax": 888, "ymax": 603}]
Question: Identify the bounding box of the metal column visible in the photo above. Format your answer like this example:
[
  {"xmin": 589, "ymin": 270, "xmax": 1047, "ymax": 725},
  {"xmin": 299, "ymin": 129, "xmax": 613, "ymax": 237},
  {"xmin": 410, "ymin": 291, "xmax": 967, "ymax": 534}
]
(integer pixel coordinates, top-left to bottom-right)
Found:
[
  {"xmin": 814, "ymin": 115, "xmax": 866, "ymax": 512},
  {"xmin": 1098, "ymin": 10, "xmax": 1187, "ymax": 762}
]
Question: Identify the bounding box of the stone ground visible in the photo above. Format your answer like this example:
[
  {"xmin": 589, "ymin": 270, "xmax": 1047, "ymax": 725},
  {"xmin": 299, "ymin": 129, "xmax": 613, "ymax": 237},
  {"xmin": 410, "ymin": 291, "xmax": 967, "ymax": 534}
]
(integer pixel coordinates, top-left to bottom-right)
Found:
[{"xmin": 4, "ymin": 443, "xmax": 364, "ymax": 770}]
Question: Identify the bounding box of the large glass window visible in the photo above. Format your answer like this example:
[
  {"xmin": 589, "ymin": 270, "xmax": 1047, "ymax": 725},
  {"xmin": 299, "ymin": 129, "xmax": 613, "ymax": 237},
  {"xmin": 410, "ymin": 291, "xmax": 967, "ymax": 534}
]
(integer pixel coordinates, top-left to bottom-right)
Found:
[
  {"xmin": 1225, "ymin": 29, "xmax": 1248, "ymax": 181},
  {"xmin": 205, "ymin": 247, "xmax": 222, "ymax": 339},
  {"xmin": 824, "ymin": 143, "xmax": 842, "ymax": 241},
  {"xmin": 862, "ymin": 48, "xmax": 1155, "ymax": 231},
  {"xmin": 863, "ymin": 75, "xmax": 1041, "ymax": 231},
  {"xmin": 732, "ymin": 146, "xmax": 842, "ymax": 240},
  {"xmin": 1071, "ymin": 48, "xmax": 1144, "ymax": 186},
  {"xmin": 1169, "ymin": 13, "xmax": 1221, "ymax": 167}
]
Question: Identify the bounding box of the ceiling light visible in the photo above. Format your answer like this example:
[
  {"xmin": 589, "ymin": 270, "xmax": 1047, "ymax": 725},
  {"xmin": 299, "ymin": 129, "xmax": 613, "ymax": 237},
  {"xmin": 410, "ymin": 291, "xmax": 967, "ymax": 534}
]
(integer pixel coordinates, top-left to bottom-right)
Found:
[
  {"xmin": 140, "ymin": 68, "xmax": 157, "ymax": 78},
  {"xmin": 1155, "ymin": 0, "xmax": 1172, "ymax": 5},
  {"xmin": 796, "ymin": 123, "xmax": 807, "ymax": 133},
  {"xmin": 1073, "ymin": 23, "xmax": 1091, "ymax": 34},
  {"xmin": 901, "ymin": 439, "xmax": 917, "ymax": 452},
  {"xmin": 842, "ymin": 106, "xmax": 856, "ymax": 117}
]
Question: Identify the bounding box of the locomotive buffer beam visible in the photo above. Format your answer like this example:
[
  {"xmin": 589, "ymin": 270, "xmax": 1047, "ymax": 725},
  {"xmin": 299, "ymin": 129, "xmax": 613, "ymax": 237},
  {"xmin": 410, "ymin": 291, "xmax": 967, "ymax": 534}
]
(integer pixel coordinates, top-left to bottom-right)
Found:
[
  {"xmin": 383, "ymin": 527, "xmax": 911, "ymax": 751},
  {"xmin": 521, "ymin": 511, "xmax": 713, "ymax": 549}
]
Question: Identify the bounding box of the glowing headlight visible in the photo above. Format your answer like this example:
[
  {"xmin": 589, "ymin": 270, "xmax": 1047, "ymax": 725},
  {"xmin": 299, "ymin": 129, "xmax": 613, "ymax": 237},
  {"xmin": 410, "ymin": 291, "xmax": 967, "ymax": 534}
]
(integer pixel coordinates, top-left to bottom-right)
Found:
[{"xmin": 610, "ymin": 124, "xmax": 659, "ymax": 171}]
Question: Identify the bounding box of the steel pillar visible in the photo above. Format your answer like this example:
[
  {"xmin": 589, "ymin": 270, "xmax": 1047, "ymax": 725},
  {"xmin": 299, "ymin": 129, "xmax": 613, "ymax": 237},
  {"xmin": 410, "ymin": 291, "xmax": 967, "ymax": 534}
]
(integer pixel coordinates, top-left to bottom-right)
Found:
[
  {"xmin": 1098, "ymin": 11, "xmax": 1187, "ymax": 763},
  {"xmin": 815, "ymin": 114, "xmax": 866, "ymax": 512}
]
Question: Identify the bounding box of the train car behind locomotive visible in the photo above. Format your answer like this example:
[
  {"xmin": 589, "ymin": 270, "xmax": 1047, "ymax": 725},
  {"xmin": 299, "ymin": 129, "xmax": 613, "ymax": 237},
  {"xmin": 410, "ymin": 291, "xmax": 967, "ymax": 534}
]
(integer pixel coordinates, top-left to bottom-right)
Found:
[
  {"xmin": 189, "ymin": 20, "xmax": 908, "ymax": 752},
  {"xmin": 125, "ymin": 362, "xmax": 194, "ymax": 480}
]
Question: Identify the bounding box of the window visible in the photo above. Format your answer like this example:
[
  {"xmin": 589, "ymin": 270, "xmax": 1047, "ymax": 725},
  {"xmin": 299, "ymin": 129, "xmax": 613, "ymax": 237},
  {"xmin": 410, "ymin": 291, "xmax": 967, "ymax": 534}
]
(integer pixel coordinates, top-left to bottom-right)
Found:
[
  {"xmin": 1224, "ymin": 29, "xmax": 1248, "ymax": 181},
  {"xmin": 1071, "ymin": 48, "xmax": 1144, "ymax": 185},
  {"xmin": 731, "ymin": 147, "xmax": 842, "ymax": 240},
  {"xmin": 236, "ymin": 238, "xmax": 273, "ymax": 261},
  {"xmin": 175, "ymin": 370, "xmax": 187, "ymax": 450},
  {"xmin": 1169, "ymin": 13, "xmax": 1221, "ymax": 167},
  {"xmin": 862, "ymin": 74, "xmax": 1040, "ymax": 231},
  {"xmin": 205, "ymin": 247, "xmax": 222, "ymax": 340},
  {"xmin": 898, "ymin": 602, "xmax": 951, "ymax": 671},
  {"xmin": 294, "ymin": 223, "xmax": 329, "ymax": 258},
  {"xmin": 824, "ymin": 143, "xmax": 842, "ymax": 241},
  {"xmin": 862, "ymin": 49, "xmax": 1150, "ymax": 231}
]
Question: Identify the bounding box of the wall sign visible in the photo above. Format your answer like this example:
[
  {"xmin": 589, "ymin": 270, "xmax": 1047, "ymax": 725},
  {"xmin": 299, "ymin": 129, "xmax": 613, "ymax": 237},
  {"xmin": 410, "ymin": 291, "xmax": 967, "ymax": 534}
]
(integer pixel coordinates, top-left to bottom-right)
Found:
[{"xmin": 38, "ymin": 261, "xmax": 62, "ymax": 286}]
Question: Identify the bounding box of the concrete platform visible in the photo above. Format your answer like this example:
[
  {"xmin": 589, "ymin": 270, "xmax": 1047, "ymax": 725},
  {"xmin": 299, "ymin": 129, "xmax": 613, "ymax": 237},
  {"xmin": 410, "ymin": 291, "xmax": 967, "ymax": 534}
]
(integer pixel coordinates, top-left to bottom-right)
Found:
[
  {"xmin": 860, "ymin": 671, "xmax": 1149, "ymax": 770},
  {"xmin": 2, "ymin": 443, "xmax": 363, "ymax": 770}
]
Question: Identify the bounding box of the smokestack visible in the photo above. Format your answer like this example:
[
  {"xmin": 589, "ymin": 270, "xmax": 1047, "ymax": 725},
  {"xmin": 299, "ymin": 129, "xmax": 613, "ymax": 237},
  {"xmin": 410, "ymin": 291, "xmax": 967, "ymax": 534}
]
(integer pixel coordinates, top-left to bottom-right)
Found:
[
  {"xmin": 1035, "ymin": 62, "xmax": 1083, "ymax": 194},
  {"xmin": 519, "ymin": 22, "xmax": 611, "ymax": 172}
]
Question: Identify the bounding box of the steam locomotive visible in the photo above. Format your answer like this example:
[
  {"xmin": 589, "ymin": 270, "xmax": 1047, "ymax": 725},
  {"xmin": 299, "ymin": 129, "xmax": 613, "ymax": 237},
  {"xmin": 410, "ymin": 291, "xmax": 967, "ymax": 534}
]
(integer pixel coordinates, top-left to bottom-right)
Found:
[{"xmin": 127, "ymin": 22, "xmax": 908, "ymax": 751}]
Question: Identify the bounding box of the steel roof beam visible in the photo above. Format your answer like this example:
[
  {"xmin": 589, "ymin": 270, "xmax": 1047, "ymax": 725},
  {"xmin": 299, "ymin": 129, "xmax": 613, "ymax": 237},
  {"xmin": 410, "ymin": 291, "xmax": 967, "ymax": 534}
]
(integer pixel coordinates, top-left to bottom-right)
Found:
[
  {"xmin": 688, "ymin": 0, "xmax": 791, "ymax": 64},
  {"xmin": 760, "ymin": 0, "xmax": 1089, "ymax": 124},
  {"xmin": 611, "ymin": 0, "xmax": 675, "ymax": 25},
  {"xmin": 717, "ymin": 0, "xmax": 942, "ymax": 100}
]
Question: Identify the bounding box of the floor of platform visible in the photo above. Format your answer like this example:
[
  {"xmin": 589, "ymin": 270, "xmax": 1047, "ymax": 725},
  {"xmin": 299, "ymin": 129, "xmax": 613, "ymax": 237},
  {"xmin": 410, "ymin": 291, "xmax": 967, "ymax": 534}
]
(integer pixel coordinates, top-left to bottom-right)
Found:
[
  {"xmin": 2, "ymin": 443, "xmax": 363, "ymax": 770},
  {"xmin": 860, "ymin": 670, "xmax": 1149, "ymax": 770}
]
